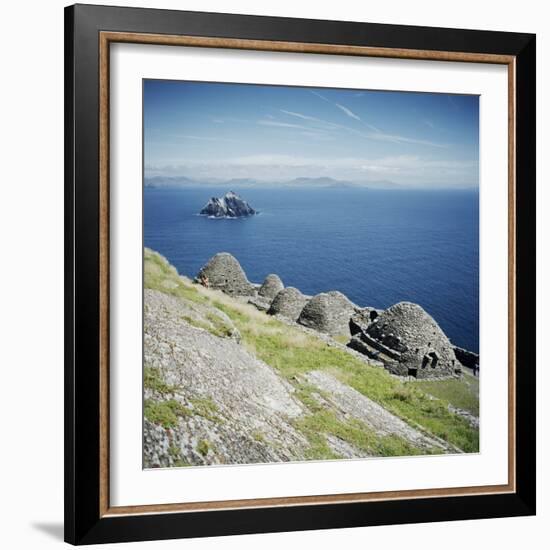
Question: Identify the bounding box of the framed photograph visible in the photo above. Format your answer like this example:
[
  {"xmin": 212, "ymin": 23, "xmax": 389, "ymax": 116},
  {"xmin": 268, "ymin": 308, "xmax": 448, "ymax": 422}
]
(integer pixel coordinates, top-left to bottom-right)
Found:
[{"xmin": 64, "ymin": 4, "xmax": 536, "ymax": 545}]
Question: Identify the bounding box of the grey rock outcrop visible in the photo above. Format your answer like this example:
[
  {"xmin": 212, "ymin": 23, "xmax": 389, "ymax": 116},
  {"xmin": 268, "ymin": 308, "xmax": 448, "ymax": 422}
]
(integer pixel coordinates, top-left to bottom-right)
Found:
[
  {"xmin": 144, "ymin": 289, "xmax": 308, "ymax": 467},
  {"xmin": 268, "ymin": 287, "xmax": 309, "ymax": 321},
  {"xmin": 258, "ymin": 274, "xmax": 284, "ymax": 300},
  {"xmin": 199, "ymin": 191, "xmax": 256, "ymax": 218},
  {"xmin": 349, "ymin": 301, "xmax": 460, "ymax": 378},
  {"xmin": 305, "ymin": 371, "xmax": 454, "ymax": 452},
  {"xmin": 247, "ymin": 296, "xmax": 271, "ymax": 312},
  {"xmin": 196, "ymin": 253, "xmax": 255, "ymax": 296},
  {"xmin": 297, "ymin": 291, "xmax": 357, "ymax": 336}
]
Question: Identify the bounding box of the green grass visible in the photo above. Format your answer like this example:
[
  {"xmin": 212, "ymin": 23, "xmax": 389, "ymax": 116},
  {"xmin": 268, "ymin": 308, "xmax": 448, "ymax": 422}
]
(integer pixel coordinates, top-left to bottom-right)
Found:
[
  {"xmin": 145, "ymin": 393, "xmax": 222, "ymax": 428},
  {"xmin": 190, "ymin": 396, "xmax": 222, "ymax": 423},
  {"xmin": 144, "ymin": 247, "xmax": 479, "ymax": 456},
  {"xmin": 168, "ymin": 444, "xmax": 180, "ymax": 459},
  {"xmin": 181, "ymin": 312, "xmax": 236, "ymax": 340},
  {"xmin": 144, "ymin": 248, "xmax": 208, "ymax": 304},
  {"xmin": 292, "ymin": 381, "xmax": 439, "ymax": 457},
  {"xmin": 344, "ymin": 370, "xmax": 478, "ymax": 452},
  {"xmin": 197, "ymin": 439, "xmax": 212, "ymax": 456},
  {"xmin": 168, "ymin": 444, "xmax": 192, "ymax": 467},
  {"xmin": 212, "ymin": 301, "xmax": 252, "ymax": 324},
  {"xmin": 410, "ymin": 375, "xmax": 479, "ymax": 416},
  {"xmin": 252, "ymin": 431, "xmax": 266, "ymax": 443},
  {"xmin": 145, "ymin": 363, "xmax": 222, "ymax": 424},
  {"xmin": 208, "ymin": 299, "xmax": 479, "ymax": 453},
  {"xmin": 205, "ymin": 312, "xmax": 236, "ymax": 338},
  {"xmin": 144, "ymin": 366, "xmax": 177, "ymax": 396},
  {"xmin": 144, "ymin": 398, "xmax": 191, "ymax": 428},
  {"xmin": 295, "ymin": 407, "xmax": 429, "ymax": 459},
  {"xmin": 333, "ymin": 334, "xmax": 351, "ymax": 345}
]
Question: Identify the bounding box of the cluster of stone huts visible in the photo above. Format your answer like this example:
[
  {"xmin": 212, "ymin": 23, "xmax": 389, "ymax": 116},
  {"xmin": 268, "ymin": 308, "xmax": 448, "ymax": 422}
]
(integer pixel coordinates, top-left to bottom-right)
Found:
[{"xmin": 196, "ymin": 253, "xmax": 479, "ymax": 379}]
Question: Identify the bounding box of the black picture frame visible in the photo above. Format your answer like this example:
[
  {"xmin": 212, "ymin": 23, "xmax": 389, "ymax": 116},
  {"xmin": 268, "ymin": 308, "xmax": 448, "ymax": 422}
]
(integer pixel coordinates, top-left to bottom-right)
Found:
[{"xmin": 65, "ymin": 3, "xmax": 536, "ymax": 545}]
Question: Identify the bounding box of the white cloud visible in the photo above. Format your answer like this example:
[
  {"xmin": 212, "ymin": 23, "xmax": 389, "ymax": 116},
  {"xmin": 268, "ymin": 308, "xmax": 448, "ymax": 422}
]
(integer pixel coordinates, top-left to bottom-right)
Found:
[
  {"xmin": 309, "ymin": 91, "xmax": 438, "ymax": 146},
  {"xmin": 176, "ymin": 134, "xmax": 237, "ymax": 142},
  {"xmin": 335, "ymin": 103, "xmax": 361, "ymax": 121},
  {"xmin": 280, "ymin": 109, "xmax": 323, "ymax": 122},
  {"xmin": 257, "ymin": 119, "xmax": 310, "ymax": 130},
  {"xmin": 145, "ymin": 153, "xmax": 478, "ymax": 187},
  {"xmin": 310, "ymin": 90, "xmax": 330, "ymax": 102}
]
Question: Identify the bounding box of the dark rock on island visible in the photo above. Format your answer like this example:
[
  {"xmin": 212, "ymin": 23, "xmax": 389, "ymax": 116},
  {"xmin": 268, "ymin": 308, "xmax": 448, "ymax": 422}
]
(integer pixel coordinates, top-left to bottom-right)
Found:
[{"xmin": 199, "ymin": 191, "xmax": 257, "ymax": 218}]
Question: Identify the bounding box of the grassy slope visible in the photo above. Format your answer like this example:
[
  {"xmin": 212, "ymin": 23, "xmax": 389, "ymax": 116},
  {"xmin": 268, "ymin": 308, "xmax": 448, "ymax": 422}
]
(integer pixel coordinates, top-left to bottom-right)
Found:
[
  {"xmin": 410, "ymin": 374, "xmax": 479, "ymax": 416},
  {"xmin": 144, "ymin": 248, "xmax": 479, "ymax": 457}
]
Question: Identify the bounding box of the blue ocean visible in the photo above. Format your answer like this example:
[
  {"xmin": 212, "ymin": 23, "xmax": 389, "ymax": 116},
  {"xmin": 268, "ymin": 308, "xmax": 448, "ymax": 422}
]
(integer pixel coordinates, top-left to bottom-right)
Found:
[{"xmin": 144, "ymin": 187, "xmax": 479, "ymax": 352}]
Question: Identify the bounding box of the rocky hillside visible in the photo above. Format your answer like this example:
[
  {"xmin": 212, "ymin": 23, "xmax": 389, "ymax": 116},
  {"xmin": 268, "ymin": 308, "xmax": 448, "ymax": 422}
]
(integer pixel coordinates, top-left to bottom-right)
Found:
[{"xmin": 144, "ymin": 248, "xmax": 479, "ymax": 468}]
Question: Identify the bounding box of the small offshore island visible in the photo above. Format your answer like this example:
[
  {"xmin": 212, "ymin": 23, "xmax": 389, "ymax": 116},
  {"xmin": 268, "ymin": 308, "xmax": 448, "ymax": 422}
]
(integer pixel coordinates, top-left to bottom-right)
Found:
[{"xmin": 199, "ymin": 191, "xmax": 257, "ymax": 218}]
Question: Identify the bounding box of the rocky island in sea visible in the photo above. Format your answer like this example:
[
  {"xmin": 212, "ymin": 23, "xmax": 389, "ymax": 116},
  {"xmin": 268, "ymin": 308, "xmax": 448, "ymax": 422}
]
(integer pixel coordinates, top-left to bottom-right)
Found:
[{"xmin": 199, "ymin": 191, "xmax": 257, "ymax": 218}]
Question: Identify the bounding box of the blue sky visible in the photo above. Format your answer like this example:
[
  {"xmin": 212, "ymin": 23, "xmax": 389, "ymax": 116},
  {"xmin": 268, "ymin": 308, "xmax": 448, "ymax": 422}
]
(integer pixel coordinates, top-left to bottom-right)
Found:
[{"xmin": 144, "ymin": 80, "xmax": 479, "ymax": 187}]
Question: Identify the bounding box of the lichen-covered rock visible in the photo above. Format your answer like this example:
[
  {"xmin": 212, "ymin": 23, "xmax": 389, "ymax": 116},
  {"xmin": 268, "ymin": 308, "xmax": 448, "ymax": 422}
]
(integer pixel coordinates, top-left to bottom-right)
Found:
[
  {"xmin": 361, "ymin": 301, "xmax": 460, "ymax": 378},
  {"xmin": 258, "ymin": 274, "xmax": 284, "ymax": 300},
  {"xmin": 268, "ymin": 287, "xmax": 309, "ymax": 321},
  {"xmin": 297, "ymin": 291, "xmax": 357, "ymax": 336},
  {"xmin": 144, "ymin": 289, "xmax": 308, "ymax": 467},
  {"xmin": 305, "ymin": 371, "xmax": 451, "ymax": 452},
  {"xmin": 196, "ymin": 252, "xmax": 254, "ymax": 296},
  {"xmin": 247, "ymin": 296, "xmax": 271, "ymax": 312},
  {"xmin": 144, "ymin": 419, "xmax": 174, "ymax": 468}
]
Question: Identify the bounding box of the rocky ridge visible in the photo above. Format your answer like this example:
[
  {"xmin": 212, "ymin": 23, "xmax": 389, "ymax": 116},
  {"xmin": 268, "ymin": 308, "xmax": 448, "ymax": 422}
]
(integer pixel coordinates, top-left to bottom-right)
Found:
[
  {"xmin": 144, "ymin": 289, "xmax": 308, "ymax": 467},
  {"xmin": 195, "ymin": 251, "xmax": 478, "ymax": 379},
  {"xmin": 143, "ymin": 248, "xmax": 479, "ymax": 468}
]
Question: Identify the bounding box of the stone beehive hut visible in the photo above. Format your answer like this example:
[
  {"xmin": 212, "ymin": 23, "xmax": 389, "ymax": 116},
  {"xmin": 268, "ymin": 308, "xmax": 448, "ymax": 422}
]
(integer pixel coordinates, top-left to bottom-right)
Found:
[
  {"xmin": 297, "ymin": 291, "xmax": 357, "ymax": 336},
  {"xmin": 267, "ymin": 287, "xmax": 309, "ymax": 321},
  {"xmin": 258, "ymin": 274, "xmax": 284, "ymax": 300},
  {"xmin": 353, "ymin": 302, "xmax": 459, "ymax": 378},
  {"xmin": 196, "ymin": 253, "xmax": 255, "ymax": 296}
]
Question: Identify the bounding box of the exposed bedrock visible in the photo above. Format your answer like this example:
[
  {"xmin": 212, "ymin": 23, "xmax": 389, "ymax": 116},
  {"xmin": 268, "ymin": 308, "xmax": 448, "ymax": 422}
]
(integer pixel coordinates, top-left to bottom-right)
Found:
[{"xmin": 143, "ymin": 289, "xmax": 307, "ymax": 467}]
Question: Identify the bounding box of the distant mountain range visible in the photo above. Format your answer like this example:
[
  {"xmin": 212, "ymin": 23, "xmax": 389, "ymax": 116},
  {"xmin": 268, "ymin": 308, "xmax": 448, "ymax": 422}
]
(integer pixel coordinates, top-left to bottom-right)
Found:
[{"xmin": 144, "ymin": 176, "xmax": 403, "ymax": 190}]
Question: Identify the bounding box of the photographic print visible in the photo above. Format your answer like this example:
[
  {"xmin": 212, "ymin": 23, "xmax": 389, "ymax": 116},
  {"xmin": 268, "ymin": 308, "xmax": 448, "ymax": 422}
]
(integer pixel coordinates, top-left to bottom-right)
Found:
[{"xmin": 142, "ymin": 80, "xmax": 480, "ymax": 469}]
